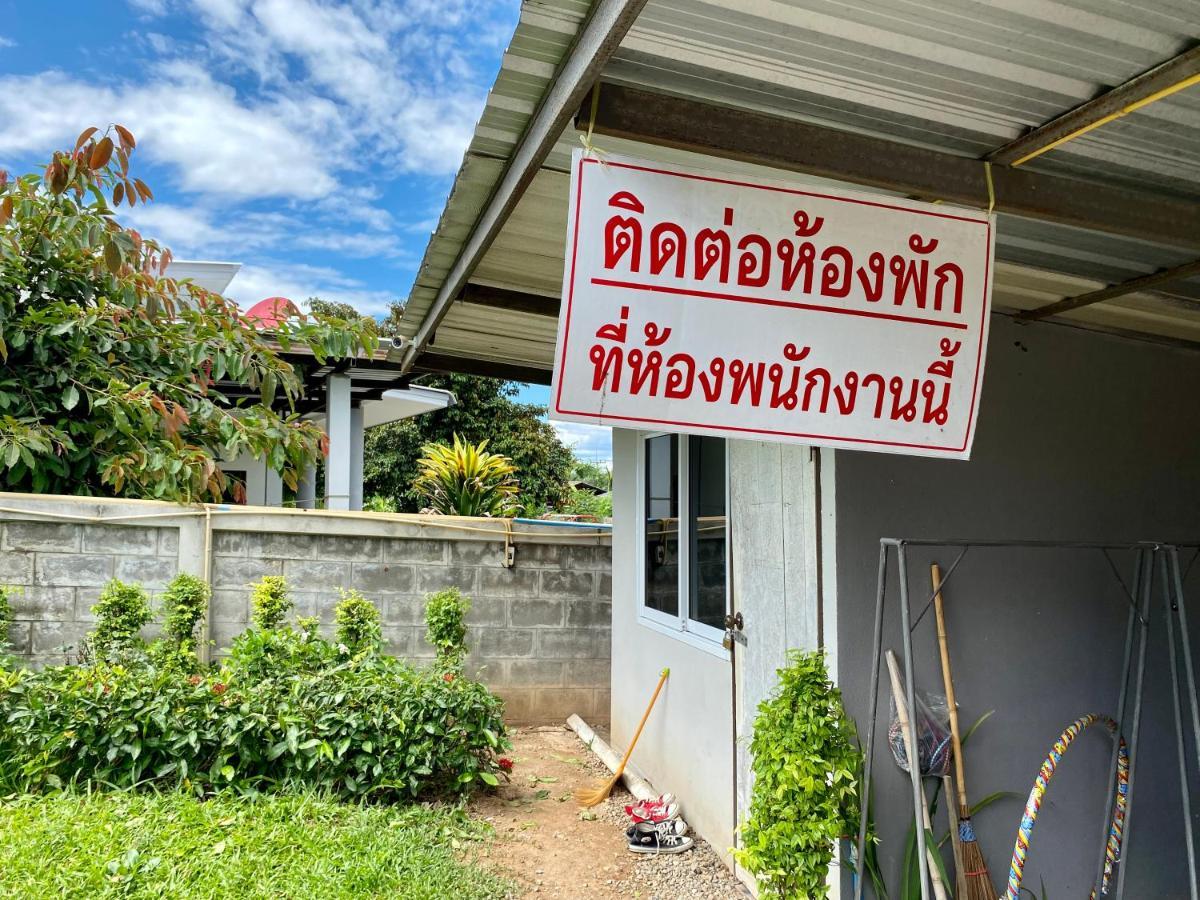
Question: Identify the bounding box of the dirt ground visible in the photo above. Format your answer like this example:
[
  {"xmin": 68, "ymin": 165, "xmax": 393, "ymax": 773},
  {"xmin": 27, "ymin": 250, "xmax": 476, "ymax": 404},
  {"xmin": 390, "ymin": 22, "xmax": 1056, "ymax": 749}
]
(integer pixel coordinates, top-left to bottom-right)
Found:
[{"xmin": 469, "ymin": 726, "xmax": 749, "ymax": 900}]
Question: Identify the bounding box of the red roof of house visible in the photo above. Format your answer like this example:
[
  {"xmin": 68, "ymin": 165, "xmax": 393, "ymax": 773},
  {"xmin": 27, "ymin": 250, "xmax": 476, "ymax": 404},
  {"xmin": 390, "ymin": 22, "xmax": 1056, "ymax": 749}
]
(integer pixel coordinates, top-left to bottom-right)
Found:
[{"xmin": 244, "ymin": 296, "xmax": 300, "ymax": 328}]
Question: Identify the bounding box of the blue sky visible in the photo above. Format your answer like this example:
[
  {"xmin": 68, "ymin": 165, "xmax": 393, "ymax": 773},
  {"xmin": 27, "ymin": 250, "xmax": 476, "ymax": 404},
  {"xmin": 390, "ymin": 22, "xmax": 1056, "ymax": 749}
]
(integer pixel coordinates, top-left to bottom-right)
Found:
[{"xmin": 0, "ymin": 0, "xmax": 611, "ymax": 460}]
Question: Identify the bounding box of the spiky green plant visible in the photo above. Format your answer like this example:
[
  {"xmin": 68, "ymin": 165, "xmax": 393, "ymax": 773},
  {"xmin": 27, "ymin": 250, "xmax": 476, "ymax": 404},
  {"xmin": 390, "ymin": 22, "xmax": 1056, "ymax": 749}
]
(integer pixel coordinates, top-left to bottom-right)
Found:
[{"xmin": 413, "ymin": 435, "xmax": 519, "ymax": 517}]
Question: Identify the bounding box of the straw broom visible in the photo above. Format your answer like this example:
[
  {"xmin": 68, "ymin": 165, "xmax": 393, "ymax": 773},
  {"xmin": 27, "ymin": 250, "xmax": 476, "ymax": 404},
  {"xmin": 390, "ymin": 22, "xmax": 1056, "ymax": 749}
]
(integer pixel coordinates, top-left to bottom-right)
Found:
[
  {"xmin": 932, "ymin": 563, "xmax": 997, "ymax": 900},
  {"xmin": 576, "ymin": 668, "xmax": 669, "ymax": 808}
]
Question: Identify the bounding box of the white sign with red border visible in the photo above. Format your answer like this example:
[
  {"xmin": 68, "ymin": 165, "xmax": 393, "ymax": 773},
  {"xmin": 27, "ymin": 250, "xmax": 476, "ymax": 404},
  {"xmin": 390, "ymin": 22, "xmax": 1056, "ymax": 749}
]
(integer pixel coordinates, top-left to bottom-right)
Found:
[{"xmin": 550, "ymin": 150, "xmax": 995, "ymax": 459}]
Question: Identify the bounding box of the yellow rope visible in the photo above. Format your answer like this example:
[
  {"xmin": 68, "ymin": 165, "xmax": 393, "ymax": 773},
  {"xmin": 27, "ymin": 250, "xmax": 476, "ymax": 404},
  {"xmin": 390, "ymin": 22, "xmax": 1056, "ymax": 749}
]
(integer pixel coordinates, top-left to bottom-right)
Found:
[
  {"xmin": 984, "ymin": 161, "xmax": 995, "ymax": 214},
  {"xmin": 1010, "ymin": 72, "xmax": 1200, "ymax": 167},
  {"xmin": 0, "ymin": 504, "xmax": 611, "ymax": 540},
  {"xmin": 579, "ymin": 82, "xmax": 609, "ymax": 165}
]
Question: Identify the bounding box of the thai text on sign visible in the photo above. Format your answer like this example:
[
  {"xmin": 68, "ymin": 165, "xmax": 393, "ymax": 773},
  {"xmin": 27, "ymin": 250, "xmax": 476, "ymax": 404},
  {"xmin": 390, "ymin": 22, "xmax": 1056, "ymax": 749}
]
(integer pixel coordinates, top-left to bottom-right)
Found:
[{"xmin": 550, "ymin": 150, "xmax": 995, "ymax": 459}]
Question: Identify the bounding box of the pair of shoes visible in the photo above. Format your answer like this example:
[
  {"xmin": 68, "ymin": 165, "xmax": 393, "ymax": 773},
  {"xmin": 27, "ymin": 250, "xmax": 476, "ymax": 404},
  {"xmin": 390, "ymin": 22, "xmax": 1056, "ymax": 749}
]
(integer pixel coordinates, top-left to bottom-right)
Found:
[
  {"xmin": 626, "ymin": 819, "xmax": 694, "ymax": 855},
  {"xmin": 624, "ymin": 793, "xmax": 679, "ymax": 824}
]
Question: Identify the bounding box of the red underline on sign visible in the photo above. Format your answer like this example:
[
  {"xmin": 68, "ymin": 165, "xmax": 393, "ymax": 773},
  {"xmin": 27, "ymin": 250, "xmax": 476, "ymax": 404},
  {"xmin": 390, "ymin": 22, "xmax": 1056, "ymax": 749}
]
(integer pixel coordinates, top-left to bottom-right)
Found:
[{"xmin": 589, "ymin": 278, "xmax": 970, "ymax": 330}]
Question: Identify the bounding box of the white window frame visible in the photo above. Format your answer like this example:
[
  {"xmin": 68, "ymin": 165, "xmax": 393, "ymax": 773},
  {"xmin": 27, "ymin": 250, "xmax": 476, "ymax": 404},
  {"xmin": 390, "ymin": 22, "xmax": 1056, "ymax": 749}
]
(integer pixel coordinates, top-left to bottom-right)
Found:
[{"xmin": 635, "ymin": 431, "xmax": 731, "ymax": 659}]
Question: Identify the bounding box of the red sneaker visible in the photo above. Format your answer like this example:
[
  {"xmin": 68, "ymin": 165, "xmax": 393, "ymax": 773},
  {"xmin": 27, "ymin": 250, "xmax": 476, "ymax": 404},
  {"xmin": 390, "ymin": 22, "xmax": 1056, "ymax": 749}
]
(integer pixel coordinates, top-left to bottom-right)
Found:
[{"xmin": 624, "ymin": 793, "xmax": 680, "ymax": 824}]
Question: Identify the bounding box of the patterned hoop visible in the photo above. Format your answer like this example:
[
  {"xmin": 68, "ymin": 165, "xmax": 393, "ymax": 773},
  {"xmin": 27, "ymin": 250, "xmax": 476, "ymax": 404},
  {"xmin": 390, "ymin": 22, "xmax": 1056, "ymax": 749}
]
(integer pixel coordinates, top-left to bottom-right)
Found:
[{"xmin": 1004, "ymin": 714, "xmax": 1129, "ymax": 900}]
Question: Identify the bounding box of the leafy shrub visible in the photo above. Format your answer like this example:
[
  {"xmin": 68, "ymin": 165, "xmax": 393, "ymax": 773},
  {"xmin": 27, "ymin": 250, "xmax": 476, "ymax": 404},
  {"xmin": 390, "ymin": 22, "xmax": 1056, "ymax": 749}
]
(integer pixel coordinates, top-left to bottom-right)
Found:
[
  {"xmin": 363, "ymin": 494, "xmax": 398, "ymax": 513},
  {"xmin": 414, "ymin": 435, "xmax": 519, "ymax": 517},
  {"xmin": 0, "ymin": 649, "xmax": 506, "ymax": 800},
  {"xmin": 90, "ymin": 579, "xmax": 152, "ymax": 661},
  {"xmin": 251, "ymin": 576, "xmax": 291, "ymax": 630},
  {"xmin": 0, "ymin": 586, "xmax": 11, "ymax": 651},
  {"xmin": 159, "ymin": 573, "xmax": 209, "ymax": 660},
  {"xmin": 425, "ymin": 588, "xmax": 469, "ymax": 669},
  {"xmin": 0, "ymin": 588, "xmax": 13, "ymax": 668},
  {"xmin": 557, "ymin": 488, "xmax": 612, "ymax": 520},
  {"xmin": 733, "ymin": 650, "xmax": 860, "ymax": 899},
  {"xmin": 0, "ymin": 572, "xmax": 509, "ymax": 801},
  {"xmin": 227, "ymin": 616, "xmax": 338, "ymax": 683},
  {"xmin": 335, "ymin": 590, "xmax": 382, "ymax": 656}
]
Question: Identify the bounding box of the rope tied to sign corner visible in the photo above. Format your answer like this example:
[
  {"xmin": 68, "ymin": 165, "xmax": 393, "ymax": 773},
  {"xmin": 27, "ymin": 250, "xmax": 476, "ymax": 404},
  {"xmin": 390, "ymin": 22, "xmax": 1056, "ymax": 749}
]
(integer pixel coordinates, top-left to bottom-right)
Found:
[
  {"xmin": 984, "ymin": 160, "xmax": 996, "ymax": 215},
  {"xmin": 578, "ymin": 82, "xmax": 610, "ymax": 167}
]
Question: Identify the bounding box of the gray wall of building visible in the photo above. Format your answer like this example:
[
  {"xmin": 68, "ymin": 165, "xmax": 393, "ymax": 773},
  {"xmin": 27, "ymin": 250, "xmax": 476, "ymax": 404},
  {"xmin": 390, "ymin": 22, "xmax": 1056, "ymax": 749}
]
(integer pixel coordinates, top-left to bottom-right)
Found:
[
  {"xmin": 0, "ymin": 498, "xmax": 610, "ymax": 725},
  {"xmin": 835, "ymin": 315, "xmax": 1200, "ymax": 897}
]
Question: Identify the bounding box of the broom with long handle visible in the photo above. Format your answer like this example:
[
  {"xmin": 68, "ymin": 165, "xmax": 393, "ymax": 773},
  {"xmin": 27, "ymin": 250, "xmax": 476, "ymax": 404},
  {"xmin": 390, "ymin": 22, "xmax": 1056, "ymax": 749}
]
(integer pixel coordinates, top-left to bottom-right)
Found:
[
  {"xmin": 932, "ymin": 563, "xmax": 997, "ymax": 900},
  {"xmin": 885, "ymin": 650, "xmax": 950, "ymax": 900},
  {"xmin": 945, "ymin": 774, "xmax": 966, "ymax": 887},
  {"xmin": 576, "ymin": 668, "xmax": 669, "ymax": 808}
]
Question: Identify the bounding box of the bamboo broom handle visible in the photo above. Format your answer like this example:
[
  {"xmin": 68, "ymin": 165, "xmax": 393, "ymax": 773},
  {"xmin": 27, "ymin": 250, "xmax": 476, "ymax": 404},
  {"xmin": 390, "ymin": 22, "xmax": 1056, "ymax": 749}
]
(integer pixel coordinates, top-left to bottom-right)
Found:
[
  {"xmin": 932, "ymin": 563, "xmax": 969, "ymax": 813},
  {"xmin": 885, "ymin": 651, "xmax": 949, "ymax": 900},
  {"xmin": 614, "ymin": 668, "xmax": 669, "ymax": 775}
]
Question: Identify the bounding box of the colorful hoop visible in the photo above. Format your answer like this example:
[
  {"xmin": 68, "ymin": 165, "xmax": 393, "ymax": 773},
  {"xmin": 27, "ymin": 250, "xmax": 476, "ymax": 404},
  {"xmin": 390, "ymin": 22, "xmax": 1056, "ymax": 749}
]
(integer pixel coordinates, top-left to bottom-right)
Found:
[{"xmin": 1004, "ymin": 714, "xmax": 1129, "ymax": 900}]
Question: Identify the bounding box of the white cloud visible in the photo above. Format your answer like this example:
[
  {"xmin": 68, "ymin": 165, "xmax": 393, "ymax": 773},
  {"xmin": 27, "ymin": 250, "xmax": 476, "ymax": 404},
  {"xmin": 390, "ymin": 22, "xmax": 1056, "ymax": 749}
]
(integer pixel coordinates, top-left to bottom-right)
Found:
[
  {"xmin": 128, "ymin": 0, "xmax": 169, "ymax": 14},
  {"xmin": 0, "ymin": 67, "xmax": 344, "ymax": 200},
  {"xmin": 123, "ymin": 201, "xmax": 411, "ymax": 261},
  {"xmin": 180, "ymin": 0, "xmax": 497, "ymax": 176},
  {"xmin": 1, "ymin": 0, "xmax": 517, "ymax": 321},
  {"xmin": 551, "ymin": 421, "xmax": 613, "ymax": 462},
  {"xmin": 0, "ymin": 0, "xmax": 510, "ymax": 202},
  {"xmin": 225, "ymin": 262, "xmax": 397, "ymax": 317}
]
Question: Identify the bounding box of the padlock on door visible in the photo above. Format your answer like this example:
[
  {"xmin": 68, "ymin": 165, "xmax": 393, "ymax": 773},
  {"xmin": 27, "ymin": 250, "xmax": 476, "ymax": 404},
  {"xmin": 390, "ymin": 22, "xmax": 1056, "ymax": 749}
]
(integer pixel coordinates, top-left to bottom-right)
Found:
[{"xmin": 722, "ymin": 611, "xmax": 744, "ymax": 650}]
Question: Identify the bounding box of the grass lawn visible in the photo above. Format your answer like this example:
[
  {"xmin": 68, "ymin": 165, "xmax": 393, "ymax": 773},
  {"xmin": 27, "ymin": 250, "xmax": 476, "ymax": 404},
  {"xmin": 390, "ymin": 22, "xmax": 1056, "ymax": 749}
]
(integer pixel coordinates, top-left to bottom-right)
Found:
[{"xmin": 0, "ymin": 791, "xmax": 512, "ymax": 899}]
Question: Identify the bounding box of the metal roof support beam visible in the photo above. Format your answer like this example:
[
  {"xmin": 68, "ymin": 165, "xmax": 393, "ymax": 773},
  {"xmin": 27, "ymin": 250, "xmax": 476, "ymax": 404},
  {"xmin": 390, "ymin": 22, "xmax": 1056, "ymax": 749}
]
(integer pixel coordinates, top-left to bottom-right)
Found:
[
  {"xmin": 401, "ymin": 0, "xmax": 649, "ymax": 375},
  {"xmin": 988, "ymin": 47, "xmax": 1200, "ymax": 167},
  {"xmin": 415, "ymin": 352, "xmax": 552, "ymax": 385},
  {"xmin": 581, "ymin": 83, "xmax": 1200, "ymax": 252},
  {"xmin": 459, "ymin": 283, "xmax": 561, "ymax": 318},
  {"xmin": 1017, "ymin": 258, "xmax": 1200, "ymax": 322}
]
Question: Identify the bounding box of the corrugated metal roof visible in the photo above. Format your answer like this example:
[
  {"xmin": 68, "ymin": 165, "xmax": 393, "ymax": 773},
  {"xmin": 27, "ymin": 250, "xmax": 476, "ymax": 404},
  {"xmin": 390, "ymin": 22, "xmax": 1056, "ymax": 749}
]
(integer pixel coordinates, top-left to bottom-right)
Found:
[{"xmin": 402, "ymin": 0, "xmax": 1200, "ymax": 367}]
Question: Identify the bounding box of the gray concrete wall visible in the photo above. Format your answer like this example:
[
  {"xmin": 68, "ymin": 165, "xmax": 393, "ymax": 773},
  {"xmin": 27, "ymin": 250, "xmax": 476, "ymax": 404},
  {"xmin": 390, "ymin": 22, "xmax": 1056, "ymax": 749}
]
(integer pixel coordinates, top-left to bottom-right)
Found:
[
  {"xmin": 835, "ymin": 316, "xmax": 1200, "ymax": 898},
  {"xmin": 0, "ymin": 496, "xmax": 610, "ymax": 725}
]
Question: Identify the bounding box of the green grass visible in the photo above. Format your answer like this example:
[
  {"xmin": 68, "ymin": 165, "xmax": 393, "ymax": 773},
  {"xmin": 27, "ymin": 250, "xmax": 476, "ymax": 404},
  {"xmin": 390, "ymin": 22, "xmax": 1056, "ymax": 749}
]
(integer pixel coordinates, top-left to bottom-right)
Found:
[{"xmin": 0, "ymin": 791, "xmax": 512, "ymax": 899}]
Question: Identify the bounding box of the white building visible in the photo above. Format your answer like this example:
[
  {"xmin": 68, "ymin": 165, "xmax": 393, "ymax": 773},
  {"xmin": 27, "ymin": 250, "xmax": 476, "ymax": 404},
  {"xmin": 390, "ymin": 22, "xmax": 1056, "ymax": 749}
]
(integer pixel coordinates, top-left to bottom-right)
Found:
[
  {"xmin": 166, "ymin": 261, "xmax": 455, "ymax": 510},
  {"xmin": 396, "ymin": 3, "xmax": 1200, "ymax": 898}
]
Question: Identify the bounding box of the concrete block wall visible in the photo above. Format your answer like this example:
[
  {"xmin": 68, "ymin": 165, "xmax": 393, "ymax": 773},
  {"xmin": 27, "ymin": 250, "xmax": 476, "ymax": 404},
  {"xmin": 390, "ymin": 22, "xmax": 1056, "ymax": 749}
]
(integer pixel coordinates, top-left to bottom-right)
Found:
[
  {"xmin": 208, "ymin": 530, "xmax": 612, "ymax": 724},
  {"xmin": 1, "ymin": 520, "xmax": 179, "ymax": 666},
  {"xmin": 0, "ymin": 495, "xmax": 611, "ymax": 725}
]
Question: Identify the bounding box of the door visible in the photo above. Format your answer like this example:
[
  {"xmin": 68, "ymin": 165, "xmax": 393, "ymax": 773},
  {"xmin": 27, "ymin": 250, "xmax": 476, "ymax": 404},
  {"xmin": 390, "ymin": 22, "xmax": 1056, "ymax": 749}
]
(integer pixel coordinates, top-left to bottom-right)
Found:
[{"xmin": 729, "ymin": 441, "xmax": 825, "ymax": 883}]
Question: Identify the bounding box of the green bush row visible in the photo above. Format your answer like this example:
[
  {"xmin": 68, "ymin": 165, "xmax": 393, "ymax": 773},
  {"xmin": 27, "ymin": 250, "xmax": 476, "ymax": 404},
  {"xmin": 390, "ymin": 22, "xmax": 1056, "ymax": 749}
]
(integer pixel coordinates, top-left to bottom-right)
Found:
[{"xmin": 0, "ymin": 576, "xmax": 505, "ymax": 801}]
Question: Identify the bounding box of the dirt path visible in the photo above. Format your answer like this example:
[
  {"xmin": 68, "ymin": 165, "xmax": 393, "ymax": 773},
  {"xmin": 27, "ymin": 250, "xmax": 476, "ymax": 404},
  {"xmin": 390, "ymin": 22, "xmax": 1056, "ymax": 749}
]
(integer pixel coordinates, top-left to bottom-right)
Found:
[{"xmin": 469, "ymin": 726, "xmax": 749, "ymax": 900}]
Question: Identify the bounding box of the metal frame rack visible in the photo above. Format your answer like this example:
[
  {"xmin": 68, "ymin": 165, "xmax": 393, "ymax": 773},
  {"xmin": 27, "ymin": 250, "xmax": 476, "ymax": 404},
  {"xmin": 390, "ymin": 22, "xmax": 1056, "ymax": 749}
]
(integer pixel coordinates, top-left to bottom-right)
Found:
[{"xmin": 852, "ymin": 539, "xmax": 1200, "ymax": 900}]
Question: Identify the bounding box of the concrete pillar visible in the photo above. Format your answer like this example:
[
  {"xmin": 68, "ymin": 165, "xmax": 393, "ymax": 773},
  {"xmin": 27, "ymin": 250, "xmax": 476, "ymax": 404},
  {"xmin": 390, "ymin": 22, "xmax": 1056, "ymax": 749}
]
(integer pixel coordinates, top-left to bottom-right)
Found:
[
  {"xmin": 350, "ymin": 405, "xmax": 365, "ymax": 511},
  {"xmin": 264, "ymin": 469, "xmax": 284, "ymax": 507},
  {"xmin": 324, "ymin": 373, "xmax": 352, "ymax": 510},
  {"xmin": 242, "ymin": 458, "xmax": 267, "ymax": 506},
  {"xmin": 296, "ymin": 463, "xmax": 317, "ymax": 509}
]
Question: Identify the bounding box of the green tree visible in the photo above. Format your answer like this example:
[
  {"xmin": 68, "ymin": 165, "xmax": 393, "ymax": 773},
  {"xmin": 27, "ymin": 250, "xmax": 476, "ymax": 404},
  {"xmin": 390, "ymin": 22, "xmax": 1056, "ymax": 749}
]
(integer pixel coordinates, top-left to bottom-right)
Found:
[
  {"xmin": 571, "ymin": 459, "xmax": 612, "ymax": 492},
  {"xmin": 363, "ymin": 373, "xmax": 573, "ymax": 513},
  {"xmin": 0, "ymin": 126, "xmax": 377, "ymax": 502},
  {"xmin": 307, "ymin": 297, "xmax": 370, "ymax": 324}
]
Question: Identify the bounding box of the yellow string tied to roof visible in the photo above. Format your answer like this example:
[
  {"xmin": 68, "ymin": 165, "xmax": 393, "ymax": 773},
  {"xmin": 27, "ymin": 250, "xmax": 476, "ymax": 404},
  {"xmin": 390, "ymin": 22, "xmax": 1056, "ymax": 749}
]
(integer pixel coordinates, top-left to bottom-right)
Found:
[{"xmin": 578, "ymin": 82, "xmax": 610, "ymax": 167}]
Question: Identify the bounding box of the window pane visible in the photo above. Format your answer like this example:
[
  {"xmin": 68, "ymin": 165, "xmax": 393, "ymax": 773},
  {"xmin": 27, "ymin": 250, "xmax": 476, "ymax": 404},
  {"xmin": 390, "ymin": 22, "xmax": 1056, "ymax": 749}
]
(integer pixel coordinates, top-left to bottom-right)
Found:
[
  {"xmin": 689, "ymin": 436, "xmax": 727, "ymax": 630},
  {"xmin": 644, "ymin": 434, "xmax": 679, "ymax": 617}
]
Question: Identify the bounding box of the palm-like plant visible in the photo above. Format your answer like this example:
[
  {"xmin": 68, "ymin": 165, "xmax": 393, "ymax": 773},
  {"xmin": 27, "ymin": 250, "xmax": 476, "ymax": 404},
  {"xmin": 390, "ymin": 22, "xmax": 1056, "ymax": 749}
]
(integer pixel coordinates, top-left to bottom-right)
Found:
[{"xmin": 414, "ymin": 434, "xmax": 519, "ymax": 517}]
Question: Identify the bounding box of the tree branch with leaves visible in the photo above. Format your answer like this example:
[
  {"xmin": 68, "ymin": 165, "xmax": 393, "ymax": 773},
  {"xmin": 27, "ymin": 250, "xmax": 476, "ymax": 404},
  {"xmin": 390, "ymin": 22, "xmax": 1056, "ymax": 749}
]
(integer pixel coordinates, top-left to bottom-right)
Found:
[{"xmin": 0, "ymin": 125, "xmax": 377, "ymax": 502}]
